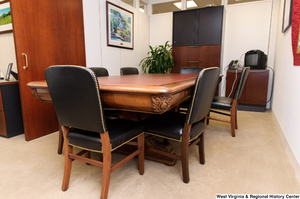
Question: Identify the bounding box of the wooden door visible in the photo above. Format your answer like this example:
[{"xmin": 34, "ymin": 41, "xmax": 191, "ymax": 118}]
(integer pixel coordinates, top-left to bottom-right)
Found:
[{"xmin": 10, "ymin": 0, "xmax": 86, "ymax": 141}]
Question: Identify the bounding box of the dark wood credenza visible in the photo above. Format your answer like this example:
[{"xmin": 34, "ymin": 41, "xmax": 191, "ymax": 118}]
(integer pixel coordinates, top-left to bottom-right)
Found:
[
  {"xmin": 226, "ymin": 69, "xmax": 269, "ymax": 112},
  {"xmin": 0, "ymin": 80, "xmax": 24, "ymax": 138}
]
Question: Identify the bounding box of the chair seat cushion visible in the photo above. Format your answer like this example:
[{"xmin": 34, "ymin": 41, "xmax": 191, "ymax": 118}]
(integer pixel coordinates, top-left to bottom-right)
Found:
[
  {"xmin": 211, "ymin": 96, "xmax": 233, "ymax": 111},
  {"xmin": 67, "ymin": 118, "xmax": 144, "ymax": 152},
  {"xmin": 144, "ymin": 111, "xmax": 205, "ymax": 142}
]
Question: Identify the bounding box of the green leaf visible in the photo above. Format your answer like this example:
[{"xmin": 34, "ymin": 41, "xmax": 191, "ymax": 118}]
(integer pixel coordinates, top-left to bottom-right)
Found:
[{"xmin": 139, "ymin": 41, "xmax": 174, "ymax": 74}]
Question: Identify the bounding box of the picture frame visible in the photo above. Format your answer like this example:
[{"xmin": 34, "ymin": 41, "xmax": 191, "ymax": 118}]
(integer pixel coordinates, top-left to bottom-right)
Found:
[
  {"xmin": 282, "ymin": 0, "xmax": 293, "ymax": 33},
  {"xmin": 5, "ymin": 63, "xmax": 12, "ymax": 81},
  {"xmin": 0, "ymin": 0, "xmax": 12, "ymax": 34},
  {"xmin": 106, "ymin": 1, "xmax": 134, "ymax": 50}
]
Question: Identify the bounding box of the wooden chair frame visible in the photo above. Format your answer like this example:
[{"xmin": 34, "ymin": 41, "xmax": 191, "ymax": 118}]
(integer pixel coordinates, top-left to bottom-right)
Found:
[
  {"xmin": 146, "ymin": 120, "xmax": 206, "ymax": 183},
  {"xmin": 61, "ymin": 126, "xmax": 145, "ymax": 199},
  {"xmin": 208, "ymin": 99, "xmax": 238, "ymax": 137}
]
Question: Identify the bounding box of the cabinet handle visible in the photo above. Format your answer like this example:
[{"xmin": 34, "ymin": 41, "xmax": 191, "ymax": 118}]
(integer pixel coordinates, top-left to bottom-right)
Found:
[
  {"xmin": 188, "ymin": 46, "xmax": 199, "ymax": 48},
  {"xmin": 22, "ymin": 53, "xmax": 28, "ymax": 70},
  {"xmin": 188, "ymin": 61, "xmax": 201, "ymax": 63}
]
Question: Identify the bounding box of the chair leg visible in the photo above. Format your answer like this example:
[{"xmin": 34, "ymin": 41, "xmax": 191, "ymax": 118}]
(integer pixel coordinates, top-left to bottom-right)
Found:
[
  {"xmin": 181, "ymin": 125, "xmax": 191, "ymax": 183},
  {"xmin": 206, "ymin": 111, "xmax": 210, "ymax": 125},
  {"xmin": 137, "ymin": 133, "xmax": 145, "ymax": 175},
  {"xmin": 62, "ymin": 145, "xmax": 73, "ymax": 191},
  {"xmin": 61, "ymin": 127, "xmax": 72, "ymax": 191},
  {"xmin": 230, "ymin": 100, "xmax": 237, "ymax": 137},
  {"xmin": 198, "ymin": 133, "xmax": 205, "ymax": 164},
  {"xmin": 100, "ymin": 132, "xmax": 112, "ymax": 199},
  {"xmin": 235, "ymin": 110, "xmax": 238, "ymax": 129},
  {"xmin": 58, "ymin": 126, "xmax": 64, "ymax": 154},
  {"xmin": 85, "ymin": 151, "xmax": 91, "ymax": 159},
  {"xmin": 230, "ymin": 113, "xmax": 235, "ymax": 137}
]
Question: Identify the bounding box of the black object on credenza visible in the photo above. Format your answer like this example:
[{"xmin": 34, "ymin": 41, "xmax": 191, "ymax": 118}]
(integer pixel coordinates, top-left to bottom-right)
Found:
[{"xmin": 244, "ymin": 49, "xmax": 267, "ymax": 70}]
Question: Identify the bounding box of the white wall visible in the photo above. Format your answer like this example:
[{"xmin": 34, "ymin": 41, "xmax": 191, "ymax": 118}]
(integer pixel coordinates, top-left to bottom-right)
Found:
[
  {"xmin": 272, "ymin": 0, "xmax": 300, "ymax": 170},
  {"xmin": 82, "ymin": 0, "xmax": 149, "ymax": 75},
  {"xmin": 148, "ymin": 1, "xmax": 274, "ymax": 105},
  {"xmin": 221, "ymin": 1, "xmax": 273, "ymax": 108},
  {"xmin": 0, "ymin": 33, "xmax": 17, "ymax": 80},
  {"xmin": 149, "ymin": 12, "xmax": 173, "ymax": 46}
]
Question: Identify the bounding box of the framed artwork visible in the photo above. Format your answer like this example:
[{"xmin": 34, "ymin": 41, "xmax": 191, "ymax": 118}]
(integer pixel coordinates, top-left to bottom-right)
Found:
[
  {"xmin": 282, "ymin": 0, "xmax": 293, "ymax": 33},
  {"xmin": 5, "ymin": 63, "xmax": 12, "ymax": 81},
  {"xmin": 106, "ymin": 1, "xmax": 134, "ymax": 50},
  {"xmin": 0, "ymin": 0, "xmax": 12, "ymax": 34}
]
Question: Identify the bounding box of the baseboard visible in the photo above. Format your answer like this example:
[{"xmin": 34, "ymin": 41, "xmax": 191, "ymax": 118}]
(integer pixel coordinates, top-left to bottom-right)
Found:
[
  {"xmin": 238, "ymin": 104, "xmax": 266, "ymax": 112},
  {"xmin": 271, "ymin": 111, "xmax": 300, "ymax": 180}
]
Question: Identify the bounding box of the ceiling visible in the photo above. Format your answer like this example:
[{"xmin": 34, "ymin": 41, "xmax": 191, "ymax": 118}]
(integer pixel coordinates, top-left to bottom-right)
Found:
[{"xmin": 121, "ymin": 0, "xmax": 263, "ymax": 14}]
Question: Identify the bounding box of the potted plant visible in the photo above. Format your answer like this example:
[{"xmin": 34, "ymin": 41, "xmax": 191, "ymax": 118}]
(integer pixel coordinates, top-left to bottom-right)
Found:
[{"xmin": 139, "ymin": 41, "xmax": 174, "ymax": 73}]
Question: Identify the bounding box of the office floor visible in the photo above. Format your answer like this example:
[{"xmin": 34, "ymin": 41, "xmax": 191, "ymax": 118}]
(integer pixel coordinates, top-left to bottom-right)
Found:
[{"xmin": 1, "ymin": 110, "xmax": 300, "ymax": 199}]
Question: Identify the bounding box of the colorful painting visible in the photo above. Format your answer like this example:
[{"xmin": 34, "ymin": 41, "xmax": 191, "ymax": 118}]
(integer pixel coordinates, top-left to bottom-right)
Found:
[
  {"xmin": 0, "ymin": 1, "xmax": 12, "ymax": 34},
  {"xmin": 106, "ymin": 2, "xmax": 133, "ymax": 50}
]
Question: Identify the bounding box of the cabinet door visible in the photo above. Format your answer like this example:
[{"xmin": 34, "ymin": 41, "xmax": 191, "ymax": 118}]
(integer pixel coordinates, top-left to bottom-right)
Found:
[
  {"xmin": 173, "ymin": 10, "xmax": 196, "ymax": 46},
  {"xmin": 243, "ymin": 70, "xmax": 269, "ymax": 105},
  {"xmin": 197, "ymin": 6, "xmax": 223, "ymax": 45},
  {"xmin": 226, "ymin": 70, "xmax": 269, "ymax": 106},
  {"xmin": 0, "ymin": 86, "xmax": 6, "ymax": 137},
  {"xmin": 11, "ymin": 0, "xmax": 86, "ymax": 141},
  {"xmin": 172, "ymin": 45, "xmax": 221, "ymax": 72}
]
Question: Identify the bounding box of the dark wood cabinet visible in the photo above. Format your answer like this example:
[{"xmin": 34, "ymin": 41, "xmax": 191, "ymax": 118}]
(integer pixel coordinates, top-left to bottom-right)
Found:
[
  {"xmin": 172, "ymin": 45, "xmax": 221, "ymax": 73},
  {"xmin": 173, "ymin": 10, "xmax": 196, "ymax": 46},
  {"xmin": 173, "ymin": 6, "xmax": 223, "ymax": 46},
  {"xmin": 226, "ymin": 69, "xmax": 269, "ymax": 112},
  {"xmin": 0, "ymin": 81, "xmax": 24, "ymax": 138},
  {"xmin": 197, "ymin": 6, "xmax": 223, "ymax": 45},
  {"xmin": 172, "ymin": 6, "xmax": 223, "ymax": 96}
]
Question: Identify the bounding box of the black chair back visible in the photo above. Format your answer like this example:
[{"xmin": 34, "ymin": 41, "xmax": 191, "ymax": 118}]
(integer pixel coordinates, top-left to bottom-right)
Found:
[
  {"xmin": 120, "ymin": 67, "xmax": 139, "ymax": 75},
  {"xmin": 179, "ymin": 67, "xmax": 204, "ymax": 74},
  {"xmin": 45, "ymin": 65, "xmax": 107, "ymax": 134},
  {"xmin": 186, "ymin": 67, "xmax": 220, "ymax": 125},
  {"xmin": 89, "ymin": 67, "xmax": 109, "ymax": 77},
  {"xmin": 233, "ymin": 67, "xmax": 250, "ymax": 100}
]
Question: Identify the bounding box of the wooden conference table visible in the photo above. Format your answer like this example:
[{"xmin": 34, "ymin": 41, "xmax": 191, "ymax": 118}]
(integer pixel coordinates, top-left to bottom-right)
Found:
[
  {"xmin": 28, "ymin": 73, "xmax": 198, "ymax": 114},
  {"xmin": 27, "ymin": 73, "xmax": 210, "ymax": 165}
]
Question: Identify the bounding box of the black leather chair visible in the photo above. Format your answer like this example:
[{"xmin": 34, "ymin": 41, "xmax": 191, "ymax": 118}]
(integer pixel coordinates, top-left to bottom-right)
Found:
[
  {"xmin": 177, "ymin": 67, "xmax": 205, "ymax": 113},
  {"xmin": 89, "ymin": 67, "xmax": 109, "ymax": 77},
  {"xmin": 45, "ymin": 65, "xmax": 145, "ymax": 199},
  {"xmin": 143, "ymin": 67, "xmax": 220, "ymax": 183},
  {"xmin": 57, "ymin": 66, "xmax": 117, "ymax": 154},
  {"xmin": 207, "ymin": 67, "xmax": 250, "ymax": 137},
  {"xmin": 179, "ymin": 67, "xmax": 204, "ymax": 74},
  {"xmin": 88, "ymin": 67, "xmax": 119, "ymax": 117},
  {"xmin": 120, "ymin": 67, "xmax": 139, "ymax": 75}
]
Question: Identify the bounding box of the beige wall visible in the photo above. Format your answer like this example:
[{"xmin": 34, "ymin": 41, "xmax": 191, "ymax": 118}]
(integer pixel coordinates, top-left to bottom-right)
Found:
[
  {"xmin": 0, "ymin": 33, "xmax": 17, "ymax": 80},
  {"xmin": 272, "ymin": 0, "xmax": 300, "ymax": 172},
  {"xmin": 82, "ymin": 0, "xmax": 150, "ymax": 75}
]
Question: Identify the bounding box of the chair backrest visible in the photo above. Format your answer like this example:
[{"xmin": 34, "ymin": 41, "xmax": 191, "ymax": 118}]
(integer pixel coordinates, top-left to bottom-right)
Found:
[
  {"xmin": 120, "ymin": 67, "xmax": 139, "ymax": 75},
  {"xmin": 89, "ymin": 67, "xmax": 109, "ymax": 77},
  {"xmin": 233, "ymin": 67, "xmax": 250, "ymax": 100},
  {"xmin": 179, "ymin": 67, "xmax": 204, "ymax": 74},
  {"xmin": 45, "ymin": 65, "xmax": 107, "ymax": 134},
  {"xmin": 186, "ymin": 67, "xmax": 220, "ymax": 125}
]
